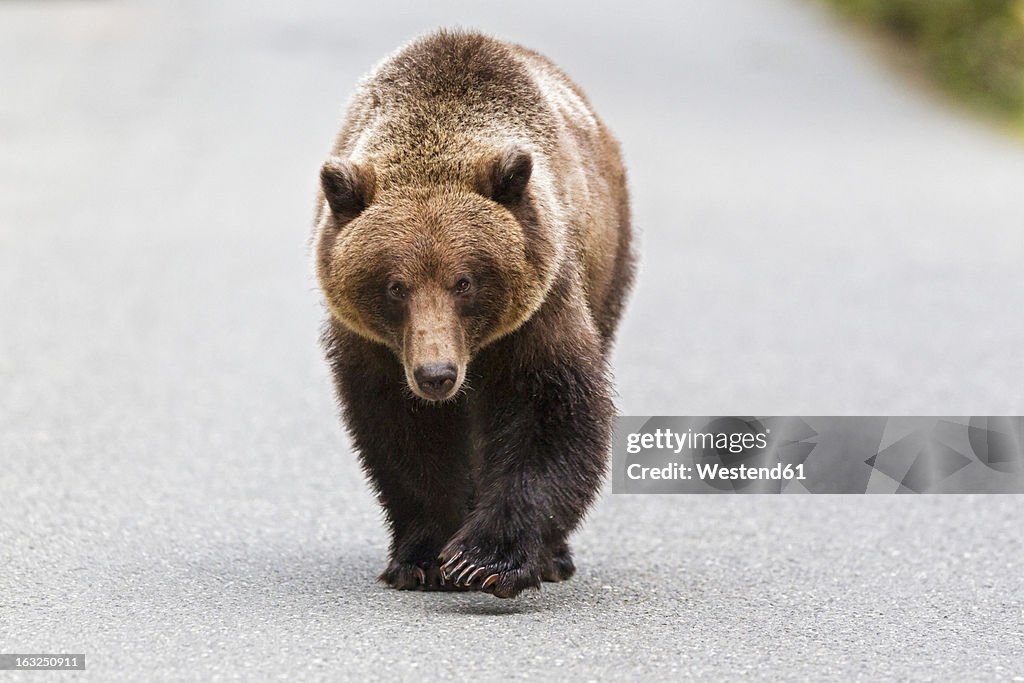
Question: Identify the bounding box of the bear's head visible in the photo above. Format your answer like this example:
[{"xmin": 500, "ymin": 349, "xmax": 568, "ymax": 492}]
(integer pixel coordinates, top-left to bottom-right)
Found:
[{"xmin": 315, "ymin": 146, "xmax": 557, "ymax": 402}]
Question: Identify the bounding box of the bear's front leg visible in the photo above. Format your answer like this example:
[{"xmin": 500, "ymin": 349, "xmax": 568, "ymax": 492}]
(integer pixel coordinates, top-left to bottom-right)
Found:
[
  {"xmin": 439, "ymin": 339, "xmax": 613, "ymax": 598},
  {"xmin": 377, "ymin": 483, "xmax": 472, "ymax": 591},
  {"xmin": 328, "ymin": 327, "xmax": 474, "ymax": 590}
]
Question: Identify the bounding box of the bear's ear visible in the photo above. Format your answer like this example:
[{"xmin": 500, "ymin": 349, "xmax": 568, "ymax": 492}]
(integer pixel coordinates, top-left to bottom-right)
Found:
[
  {"xmin": 320, "ymin": 157, "xmax": 375, "ymax": 219},
  {"xmin": 478, "ymin": 146, "xmax": 532, "ymax": 206}
]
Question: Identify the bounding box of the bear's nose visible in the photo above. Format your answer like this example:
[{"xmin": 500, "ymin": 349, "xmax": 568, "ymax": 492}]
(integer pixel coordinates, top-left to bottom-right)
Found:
[{"xmin": 413, "ymin": 362, "xmax": 458, "ymax": 399}]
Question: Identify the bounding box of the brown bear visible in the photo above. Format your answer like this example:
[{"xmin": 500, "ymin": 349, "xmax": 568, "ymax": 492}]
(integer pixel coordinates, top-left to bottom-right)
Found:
[{"xmin": 313, "ymin": 29, "xmax": 634, "ymax": 598}]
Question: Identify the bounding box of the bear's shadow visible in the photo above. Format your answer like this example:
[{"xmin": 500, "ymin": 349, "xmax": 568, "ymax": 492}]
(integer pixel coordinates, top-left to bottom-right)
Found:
[
  {"xmin": 197, "ymin": 542, "xmax": 637, "ymax": 618},
  {"xmin": 416, "ymin": 590, "xmax": 561, "ymax": 616}
]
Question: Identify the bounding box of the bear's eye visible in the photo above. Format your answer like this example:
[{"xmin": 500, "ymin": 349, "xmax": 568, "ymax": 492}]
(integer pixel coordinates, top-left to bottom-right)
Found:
[
  {"xmin": 387, "ymin": 281, "xmax": 408, "ymax": 301},
  {"xmin": 453, "ymin": 276, "xmax": 473, "ymax": 296}
]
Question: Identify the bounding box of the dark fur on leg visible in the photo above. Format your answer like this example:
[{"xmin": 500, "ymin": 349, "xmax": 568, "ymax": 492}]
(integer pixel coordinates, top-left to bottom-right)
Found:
[
  {"xmin": 438, "ymin": 296, "xmax": 612, "ymax": 598},
  {"xmin": 542, "ymin": 541, "xmax": 576, "ymax": 582},
  {"xmin": 325, "ymin": 322, "xmax": 474, "ymax": 591}
]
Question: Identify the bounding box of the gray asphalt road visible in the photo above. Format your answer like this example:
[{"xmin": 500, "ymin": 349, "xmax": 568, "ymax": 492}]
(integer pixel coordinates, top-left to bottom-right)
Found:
[{"xmin": 2, "ymin": 1, "xmax": 1023, "ymax": 680}]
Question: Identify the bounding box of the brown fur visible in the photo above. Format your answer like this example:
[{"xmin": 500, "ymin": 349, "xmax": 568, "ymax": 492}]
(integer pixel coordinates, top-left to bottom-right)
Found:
[{"xmin": 314, "ymin": 29, "xmax": 635, "ymax": 597}]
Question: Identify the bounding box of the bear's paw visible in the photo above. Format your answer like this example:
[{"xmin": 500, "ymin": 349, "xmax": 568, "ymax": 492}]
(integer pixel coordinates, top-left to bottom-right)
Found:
[{"xmin": 437, "ymin": 545, "xmax": 543, "ymax": 599}]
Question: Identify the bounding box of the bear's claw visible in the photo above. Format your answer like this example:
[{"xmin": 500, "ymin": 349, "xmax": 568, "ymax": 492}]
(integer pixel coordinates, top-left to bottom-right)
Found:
[
  {"xmin": 455, "ymin": 563, "xmax": 475, "ymax": 583},
  {"xmin": 438, "ymin": 544, "xmax": 543, "ymax": 598},
  {"xmin": 466, "ymin": 565, "xmax": 488, "ymax": 584},
  {"xmin": 439, "ymin": 551, "xmax": 462, "ymax": 578}
]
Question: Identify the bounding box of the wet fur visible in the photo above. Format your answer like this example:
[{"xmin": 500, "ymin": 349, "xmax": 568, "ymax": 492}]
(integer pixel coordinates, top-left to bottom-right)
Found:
[{"xmin": 315, "ymin": 30, "xmax": 634, "ymax": 598}]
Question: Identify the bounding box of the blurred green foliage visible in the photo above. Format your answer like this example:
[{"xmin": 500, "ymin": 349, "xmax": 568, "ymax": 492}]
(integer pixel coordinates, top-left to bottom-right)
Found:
[{"xmin": 824, "ymin": 0, "xmax": 1024, "ymax": 126}]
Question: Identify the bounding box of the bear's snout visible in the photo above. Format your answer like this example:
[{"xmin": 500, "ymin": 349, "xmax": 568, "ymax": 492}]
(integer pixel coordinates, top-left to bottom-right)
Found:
[
  {"xmin": 401, "ymin": 288, "xmax": 466, "ymax": 401},
  {"xmin": 413, "ymin": 362, "xmax": 458, "ymax": 400}
]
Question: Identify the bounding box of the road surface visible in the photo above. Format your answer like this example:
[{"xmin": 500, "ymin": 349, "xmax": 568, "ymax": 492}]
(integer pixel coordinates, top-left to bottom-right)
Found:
[{"xmin": 2, "ymin": 0, "xmax": 1022, "ymax": 680}]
